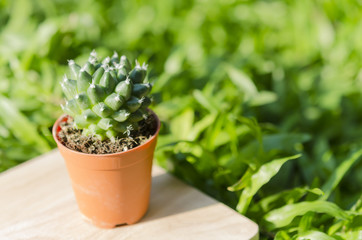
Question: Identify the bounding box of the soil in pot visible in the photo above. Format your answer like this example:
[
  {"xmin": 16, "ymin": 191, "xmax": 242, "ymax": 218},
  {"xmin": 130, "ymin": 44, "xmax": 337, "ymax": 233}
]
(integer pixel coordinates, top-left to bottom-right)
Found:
[{"xmin": 58, "ymin": 114, "xmax": 157, "ymax": 154}]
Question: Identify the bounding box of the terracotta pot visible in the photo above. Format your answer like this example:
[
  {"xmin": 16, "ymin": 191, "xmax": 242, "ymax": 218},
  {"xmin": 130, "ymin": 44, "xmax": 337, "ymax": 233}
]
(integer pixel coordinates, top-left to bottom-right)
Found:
[{"xmin": 52, "ymin": 111, "xmax": 160, "ymax": 229}]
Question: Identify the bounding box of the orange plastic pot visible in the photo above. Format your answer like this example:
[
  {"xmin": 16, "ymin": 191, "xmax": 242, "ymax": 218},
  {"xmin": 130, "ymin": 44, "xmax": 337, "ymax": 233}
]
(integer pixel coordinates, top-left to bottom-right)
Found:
[{"xmin": 52, "ymin": 111, "xmax": 160, "ymax": 229}]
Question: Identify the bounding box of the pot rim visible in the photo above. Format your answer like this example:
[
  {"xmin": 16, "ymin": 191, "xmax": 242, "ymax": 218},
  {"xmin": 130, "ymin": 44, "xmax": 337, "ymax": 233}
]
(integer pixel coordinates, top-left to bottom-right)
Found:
[{"xmin": 52, "ymin": 109, "xmax": 161, "ymax": 157}]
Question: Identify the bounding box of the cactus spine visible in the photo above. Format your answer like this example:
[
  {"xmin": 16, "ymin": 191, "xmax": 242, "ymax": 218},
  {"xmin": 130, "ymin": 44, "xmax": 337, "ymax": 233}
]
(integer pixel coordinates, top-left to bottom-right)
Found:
[{"xmin": 61, "ymin": 51, "xmax": 152, "ymax": 140}]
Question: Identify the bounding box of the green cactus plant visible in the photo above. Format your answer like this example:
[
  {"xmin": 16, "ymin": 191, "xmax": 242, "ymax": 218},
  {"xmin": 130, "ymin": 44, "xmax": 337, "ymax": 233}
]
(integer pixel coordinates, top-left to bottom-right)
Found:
[{"xmin": 60, "ymin": 50, "xmax": 152, "ymax": 140}]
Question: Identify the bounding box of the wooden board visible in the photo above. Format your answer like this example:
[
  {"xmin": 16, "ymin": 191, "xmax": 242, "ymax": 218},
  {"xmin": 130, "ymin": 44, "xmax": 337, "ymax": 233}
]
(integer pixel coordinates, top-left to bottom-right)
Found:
[{"xmin": 0, "ymin": 150, "xmax": 258, "ymax": 240}]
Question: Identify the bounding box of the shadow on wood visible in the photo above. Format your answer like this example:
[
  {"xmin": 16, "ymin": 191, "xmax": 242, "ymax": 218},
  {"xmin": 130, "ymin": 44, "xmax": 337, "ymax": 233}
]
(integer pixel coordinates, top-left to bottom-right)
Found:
[{"xmin": 143, "ymin": 172, "xmax": 216, "ymax": 222}]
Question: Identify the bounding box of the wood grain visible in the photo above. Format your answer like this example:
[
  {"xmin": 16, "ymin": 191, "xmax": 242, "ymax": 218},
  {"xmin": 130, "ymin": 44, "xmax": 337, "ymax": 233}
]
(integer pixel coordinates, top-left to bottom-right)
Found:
[{"xmin": 0, "ymin": 150, "xmax": 258, "ymax": 240}]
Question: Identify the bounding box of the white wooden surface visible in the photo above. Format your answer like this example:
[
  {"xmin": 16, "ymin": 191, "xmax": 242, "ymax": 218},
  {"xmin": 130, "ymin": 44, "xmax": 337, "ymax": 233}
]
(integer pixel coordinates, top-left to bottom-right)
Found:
[{"xmin": 0, "ymin": 150, "xmax": 259, "ymax": 240}]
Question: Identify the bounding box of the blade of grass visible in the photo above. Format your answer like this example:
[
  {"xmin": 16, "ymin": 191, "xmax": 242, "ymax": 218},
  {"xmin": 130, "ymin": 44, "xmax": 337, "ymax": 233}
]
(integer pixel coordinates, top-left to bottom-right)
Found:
[
  {"xmin": 264, "ymin": 200, "xmax": 350, "ymax": 229},
  {"xmin": 320, "ymin": 149, "xmax": 362, "ymax": 200},
  {"xmin": 235, "ymin": 154, "xmax": 301, "ymax": 214},
  {"xmin": 0, "ymin": 95, "xmax": 51, "ymax": 152}
]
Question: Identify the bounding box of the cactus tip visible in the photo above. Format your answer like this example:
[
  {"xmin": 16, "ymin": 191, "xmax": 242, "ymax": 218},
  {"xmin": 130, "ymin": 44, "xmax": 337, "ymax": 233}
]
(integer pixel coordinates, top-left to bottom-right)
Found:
[
  {"xmin": 142, "ymin": 62, "xmax": 148, "ymax": 70},
  {"xmin": 135, "ymin": 60, "xmax": 141, "ymax": 68},
  {"xmin": 88, "ymin": 56, "xmax": 97, "ymax": 64},
  {"xmin": 103, "ymin": 56, "xmax": 111, "ymax": 64},
  {"xmin": 112, "ymin": 51, "xmax": 119, "ymax": 58},
  {"xmin": 68, "ymin": 59, "xmax": 75, "ymax": 65},
  {"xmin": 114, "ymin": 63, "xmax": 122, "ymax": 69},
  {"xmin": 139, "ymin": 96, "xmax": 145, "ymax": 103},
  {"xmin": 63, "ymin": 74, "xmax": 68, "ymax": 81},
  {"xmin": 101, "ymin": 63, "xmax": 108, "ymax": 69},
  {"xmin": 123, "ymin": 125, "xmax": 134, "ymax": 137},
  {"xmin": 121, "ymin": 55, "xmax": 127, "ymax": 61},
  {"xmin": 90, "ymin": 49, "xmax": 97, "ymax": 57}
]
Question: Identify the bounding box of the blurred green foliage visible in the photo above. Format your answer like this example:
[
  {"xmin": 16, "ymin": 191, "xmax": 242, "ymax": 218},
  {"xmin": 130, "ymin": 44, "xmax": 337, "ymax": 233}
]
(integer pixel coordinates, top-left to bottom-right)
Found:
[{"xmin": 0, "ymin": 0, "xmax": 362, "ymax": 239}]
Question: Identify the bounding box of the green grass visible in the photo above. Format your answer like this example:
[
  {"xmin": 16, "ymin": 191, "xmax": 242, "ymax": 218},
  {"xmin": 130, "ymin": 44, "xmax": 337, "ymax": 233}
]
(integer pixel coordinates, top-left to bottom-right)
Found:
[{"xmin": 0, "ymin": 0, "xmax": 361, "ymax": 239}]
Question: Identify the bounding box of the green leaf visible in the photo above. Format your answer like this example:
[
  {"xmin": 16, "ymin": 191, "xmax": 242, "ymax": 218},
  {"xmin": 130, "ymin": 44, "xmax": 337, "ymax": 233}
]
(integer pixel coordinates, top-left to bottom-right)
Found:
[
  {"xmin": 336, "ymin": 229, "xmax": 362, "ymax": 240},
  {"xmin": 275, "ymin": 231, "xmax": 292, "ymax": 240},
  {"xmin": 5, "ymin": 0, "xmax": 32, "ymax": 32},
  {"xmin": 225, "ymin": 64, "xmax": 257, "ymax": 100},
  {"xmin": 212, "ymin": 125, "xmax": 249, "ymax": 149},
  {"xmin": 260, "ymin": 133, "xmax": 310, "ymax": 153},
  {"xmin": 152, "ymin": 73, "xmax": 172, "ymax": 93},
  {"xmin": 298, "ymin": 212, "xmax": 315, "ymax": 234},
  {"xmin": 249, "ymin": 91, "xmax": 278, "ymax": 107},
  {"xmin": 170, "ymin": 108, "xmax": 194, "ymax": 140},
  {"xmin": 193, "ymin": 89, "xmax": 219, "ymax": 113},
  {"xmin": 253, "ymin": 187, "xmax": 324, "ymax": 213},
  {"xmin": 236, "ymin": 154, "xmax": 301, "ymax": 214},
  {"xmin": 237, "ymin": 116, "xmax": 263, "ymax": 152},
  {"xmin": 297, "ymin": 230, "xmax": 336, "ymax": 240},
  {"xmin": 187, "ymin": 113, "xmax": 217, "ymax": 141},
  {"xmin": 0, "ymin": 95, "xmax": 50, "ymax": 152},
  {"xmin": 164, "ymin": 48, "xmax": 184, "ymax": 75},
  {"xmin": 228, "ymin": 168, "xmax": 254, "ymax": 192},
  {"xmin": 320, "ymin": 149, "xmax": 362, "ymax": 200},
  {"xmin": 265, "ymin": 201, "xmax": 350, "ymax": 229}
]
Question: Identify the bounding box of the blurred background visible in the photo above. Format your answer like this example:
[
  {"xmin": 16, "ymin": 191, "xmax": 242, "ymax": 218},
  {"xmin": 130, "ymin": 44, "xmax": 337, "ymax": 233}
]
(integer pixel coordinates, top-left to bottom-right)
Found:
[{"xmin": 0, "ymin": 0, "xmax": 361, "ymax": 239}]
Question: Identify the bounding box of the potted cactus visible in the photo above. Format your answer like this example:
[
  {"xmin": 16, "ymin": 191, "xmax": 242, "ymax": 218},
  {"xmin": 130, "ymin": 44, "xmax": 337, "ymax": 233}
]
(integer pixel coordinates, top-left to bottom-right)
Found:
[{"xmin": 52, "ymin": 50, "xmax": 160, "ymax": 229}]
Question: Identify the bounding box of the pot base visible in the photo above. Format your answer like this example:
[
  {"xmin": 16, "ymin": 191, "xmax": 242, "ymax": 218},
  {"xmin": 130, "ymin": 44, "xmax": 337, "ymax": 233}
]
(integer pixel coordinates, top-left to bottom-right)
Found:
[
  {"xmin": 80, "ymin": 208, "xmax": 147, "ymax": 229},
  {"xmin": 81, "ymin": 213, "xmax": 130, "ymax": 229}
]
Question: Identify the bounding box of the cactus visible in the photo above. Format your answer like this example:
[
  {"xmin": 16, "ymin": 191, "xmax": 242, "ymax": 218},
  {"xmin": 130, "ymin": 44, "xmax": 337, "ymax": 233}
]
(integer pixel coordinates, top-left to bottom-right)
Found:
[{"xmin": 61, "ymin": 51, "xmax": 152, "ymax": 140}]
